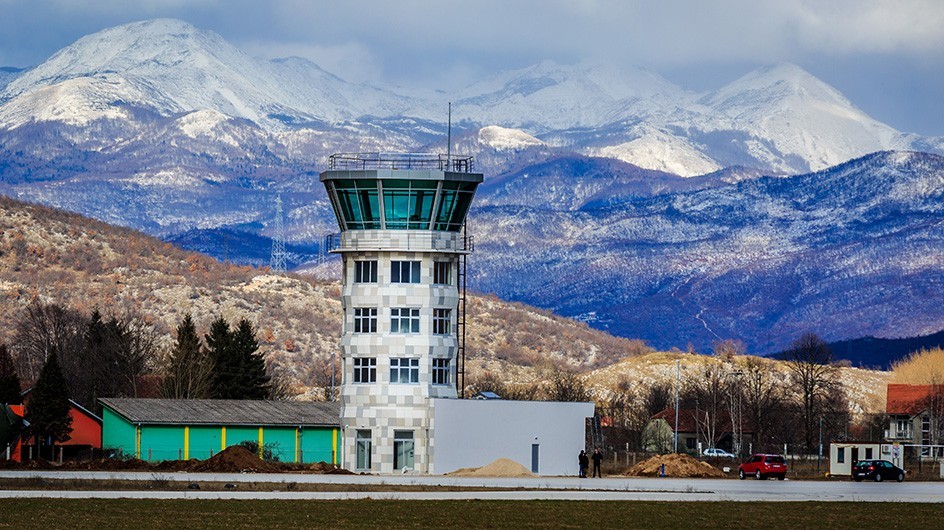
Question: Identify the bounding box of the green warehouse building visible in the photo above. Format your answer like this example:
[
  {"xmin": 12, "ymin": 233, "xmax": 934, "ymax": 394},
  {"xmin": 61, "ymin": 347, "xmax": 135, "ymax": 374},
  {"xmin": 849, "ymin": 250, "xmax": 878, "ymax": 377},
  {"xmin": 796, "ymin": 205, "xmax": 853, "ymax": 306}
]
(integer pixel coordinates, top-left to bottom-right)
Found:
[{"xmin": 100, "ymin": 398, "xmax": 341, "ymax": 464}]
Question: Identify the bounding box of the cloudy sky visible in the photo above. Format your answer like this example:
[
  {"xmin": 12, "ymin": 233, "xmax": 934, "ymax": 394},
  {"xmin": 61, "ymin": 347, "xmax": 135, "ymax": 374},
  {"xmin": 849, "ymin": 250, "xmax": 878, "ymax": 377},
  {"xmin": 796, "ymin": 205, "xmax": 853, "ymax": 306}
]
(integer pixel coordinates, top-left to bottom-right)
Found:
[{"xmin": 1, "ymin": 0, "xmax": 942, "ymax": 135}]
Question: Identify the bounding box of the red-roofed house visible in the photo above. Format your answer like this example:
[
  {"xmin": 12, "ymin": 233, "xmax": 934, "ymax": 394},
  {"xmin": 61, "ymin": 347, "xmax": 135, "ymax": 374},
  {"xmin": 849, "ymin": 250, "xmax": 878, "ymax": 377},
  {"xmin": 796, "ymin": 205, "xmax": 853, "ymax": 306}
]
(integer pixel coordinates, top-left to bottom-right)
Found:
[{"xmin": 885, "ymin": 384, "xmax": 944, "ymax": 453}]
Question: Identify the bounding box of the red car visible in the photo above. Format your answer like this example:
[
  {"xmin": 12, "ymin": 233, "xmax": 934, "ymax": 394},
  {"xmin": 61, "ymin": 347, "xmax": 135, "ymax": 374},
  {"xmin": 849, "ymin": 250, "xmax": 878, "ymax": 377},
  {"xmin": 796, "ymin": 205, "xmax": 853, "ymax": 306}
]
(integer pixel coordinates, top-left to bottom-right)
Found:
[{"xmin": 738, "ymin": 454, "xmax": 787, "ymax": 480}]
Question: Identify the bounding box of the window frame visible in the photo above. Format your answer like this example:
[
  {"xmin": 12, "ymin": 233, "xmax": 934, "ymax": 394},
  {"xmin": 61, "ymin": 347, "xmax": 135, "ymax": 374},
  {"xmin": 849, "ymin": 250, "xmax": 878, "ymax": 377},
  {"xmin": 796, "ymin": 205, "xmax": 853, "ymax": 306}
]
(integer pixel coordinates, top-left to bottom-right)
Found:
[
  {"xmin": 353, "ymin": 307, "xmax": 378, "ymax": 333},
  {"xmin": 432, "ymin": 358, "xmax": 450, "ymax": 386},
  {"xmin": 432, "ymin": 308, "xmax": 452, "ymax": 335},
  {"xmin": 352, "ymin": 357, "xmax": 377, "ymax": 384},
  {"xmin": 433, "ymin": 261, "xmax": 452, "ymax": 285},
  {"xmin": 354, "ymin": 260, "xmax": 378, "ymax": 283},
  {"xmin": 390, "ymin": 307, "xmax": 421, "ymax": 334},
  {"xmin": 391, "ymin": 260, "xmax": 421, "ymax": 284},
  {"xmin": 390, "ymin": 357, "xmax": 420, "ymax": 384}
]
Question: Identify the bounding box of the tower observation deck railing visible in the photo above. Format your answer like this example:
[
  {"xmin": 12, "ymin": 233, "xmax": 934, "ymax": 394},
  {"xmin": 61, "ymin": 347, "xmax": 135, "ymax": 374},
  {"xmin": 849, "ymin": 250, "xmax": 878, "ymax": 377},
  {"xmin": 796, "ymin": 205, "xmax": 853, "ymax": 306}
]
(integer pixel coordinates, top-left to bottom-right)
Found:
[
  {"xmin": 328, "ymin": 152, "xmax": 475, "ymax": 173},
  {"xmin": 324, "ymin": 230, "xmax": 474, "ymax": 253}
]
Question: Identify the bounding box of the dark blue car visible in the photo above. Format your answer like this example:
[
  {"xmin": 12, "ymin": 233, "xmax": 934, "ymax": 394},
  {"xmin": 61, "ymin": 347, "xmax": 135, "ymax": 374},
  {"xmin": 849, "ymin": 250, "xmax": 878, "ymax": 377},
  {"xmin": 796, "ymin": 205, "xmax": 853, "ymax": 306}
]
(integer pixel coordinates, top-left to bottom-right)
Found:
[{"xmin": 852, "ymin": 460, "xmax": 905, "ymax": 482}]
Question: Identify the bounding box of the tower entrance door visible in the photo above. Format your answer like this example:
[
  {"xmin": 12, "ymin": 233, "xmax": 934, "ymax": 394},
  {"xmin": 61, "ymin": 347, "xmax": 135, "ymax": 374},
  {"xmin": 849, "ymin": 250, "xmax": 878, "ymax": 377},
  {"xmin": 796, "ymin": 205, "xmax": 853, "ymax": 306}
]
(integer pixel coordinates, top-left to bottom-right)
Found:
[{"xmin": 394, "ymin": 430, "xmax": 415, "ymax": 471}]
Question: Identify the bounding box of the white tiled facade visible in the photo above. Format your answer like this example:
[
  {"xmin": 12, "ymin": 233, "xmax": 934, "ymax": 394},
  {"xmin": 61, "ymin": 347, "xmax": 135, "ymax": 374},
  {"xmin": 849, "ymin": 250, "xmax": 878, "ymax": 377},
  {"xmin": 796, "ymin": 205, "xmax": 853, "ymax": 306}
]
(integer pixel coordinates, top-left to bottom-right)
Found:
[{"xmin": 337, "ymin": 230, "xmax": 464, "ymax": 473}]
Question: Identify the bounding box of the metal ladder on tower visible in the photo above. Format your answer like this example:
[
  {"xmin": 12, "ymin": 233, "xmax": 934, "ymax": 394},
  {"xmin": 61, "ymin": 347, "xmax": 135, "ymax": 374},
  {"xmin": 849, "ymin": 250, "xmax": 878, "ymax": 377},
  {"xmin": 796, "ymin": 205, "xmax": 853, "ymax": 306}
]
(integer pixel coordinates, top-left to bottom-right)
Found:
[{"xmin": 455, "ymin": 228, "xmax": 472, "ymax": 398}]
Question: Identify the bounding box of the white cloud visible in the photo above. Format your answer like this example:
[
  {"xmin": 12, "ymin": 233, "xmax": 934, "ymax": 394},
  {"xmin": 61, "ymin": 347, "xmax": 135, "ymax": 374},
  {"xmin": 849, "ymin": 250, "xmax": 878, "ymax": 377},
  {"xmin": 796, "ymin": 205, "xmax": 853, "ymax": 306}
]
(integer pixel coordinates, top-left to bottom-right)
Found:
[{"xmin": 240, "ymin": 41, "xmax": 380, "ymax": 84}]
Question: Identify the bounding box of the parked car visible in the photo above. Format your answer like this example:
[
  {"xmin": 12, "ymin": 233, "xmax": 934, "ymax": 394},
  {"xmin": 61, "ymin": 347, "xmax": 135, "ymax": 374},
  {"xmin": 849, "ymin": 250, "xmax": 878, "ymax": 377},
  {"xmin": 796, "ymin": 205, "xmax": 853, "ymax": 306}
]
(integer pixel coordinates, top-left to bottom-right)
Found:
[
  {"xmin": 852, "ymin": 460, "xmax": 905, "ymax": 482},
  {"xmin": 703, "ymin": 448, "xmax": 736, "ymax": 459},
  {"xmin": 738, "ymin": 454, "xmax": 787, "ymax": 480}
]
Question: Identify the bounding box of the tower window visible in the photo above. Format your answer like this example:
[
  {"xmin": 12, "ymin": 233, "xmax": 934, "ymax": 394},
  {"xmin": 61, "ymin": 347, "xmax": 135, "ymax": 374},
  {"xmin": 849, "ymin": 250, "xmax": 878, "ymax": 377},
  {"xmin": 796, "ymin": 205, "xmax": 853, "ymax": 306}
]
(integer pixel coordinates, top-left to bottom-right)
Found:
[
  {"xmin": 391, "ymin": 260, "xmax": 421, "ymax": 283},
  {"xmin": 391, "ymin": 308, "xmax": 420, "ymax": 333},
  {"xmin": 353, "ymin": 357, "xmax": 376, "ymax": 383},
  {"xmin": 433, "ymin": 261, "xmax": 452, "ymax": 285},
  {"xmin": 433, "ymin": 308, "xmax": 452, "ymax": 335},
  {"xmin": 354, "ymin": 260, "xmax": 378, "ymax": 283},
  {"xmin": 390, "ymin": 358, "xmax": 420, "ymax": 384},
  {"xmin": 432, "ymin": 358, "xmax": 450, "ymax": 385},
  {"xmin": 353, "ymin": 308, "xmax": 377, "ymax": 333}
]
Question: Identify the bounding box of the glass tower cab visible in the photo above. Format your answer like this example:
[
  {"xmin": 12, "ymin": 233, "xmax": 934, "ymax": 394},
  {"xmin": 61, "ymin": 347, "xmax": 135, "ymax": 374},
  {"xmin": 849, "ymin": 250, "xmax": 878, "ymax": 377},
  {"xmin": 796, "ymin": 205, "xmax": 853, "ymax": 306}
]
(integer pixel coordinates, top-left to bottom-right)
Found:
[{"xmin": 320, "ymin": 152, "xmax": 483, "ymax": 474}]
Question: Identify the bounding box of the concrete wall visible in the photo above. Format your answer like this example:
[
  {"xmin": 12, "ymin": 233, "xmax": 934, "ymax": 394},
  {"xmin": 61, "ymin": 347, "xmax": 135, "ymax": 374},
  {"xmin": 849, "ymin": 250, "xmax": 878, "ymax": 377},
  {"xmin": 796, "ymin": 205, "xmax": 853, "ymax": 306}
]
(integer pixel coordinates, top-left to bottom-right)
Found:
[{"xmin": 431, "ymin": 399, "xmax": 594, "ymax": 476}]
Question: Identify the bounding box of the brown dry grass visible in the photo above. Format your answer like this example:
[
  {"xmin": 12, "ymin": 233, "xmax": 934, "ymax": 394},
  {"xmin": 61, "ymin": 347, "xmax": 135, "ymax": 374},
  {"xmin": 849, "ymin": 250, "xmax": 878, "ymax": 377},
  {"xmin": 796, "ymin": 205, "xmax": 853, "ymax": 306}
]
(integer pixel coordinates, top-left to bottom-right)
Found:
[{"xmin": 891, "ymin": 347, "xmax": 944, "ymax": 384}]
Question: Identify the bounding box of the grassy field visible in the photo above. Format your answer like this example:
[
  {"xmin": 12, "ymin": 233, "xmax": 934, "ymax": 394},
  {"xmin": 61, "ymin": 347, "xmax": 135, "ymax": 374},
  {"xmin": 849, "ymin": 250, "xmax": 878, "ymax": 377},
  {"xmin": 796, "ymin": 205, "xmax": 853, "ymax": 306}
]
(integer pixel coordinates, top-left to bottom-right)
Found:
[{"xmin": 1, "ymin": 500, "xmax": 941, "ymax": 529}]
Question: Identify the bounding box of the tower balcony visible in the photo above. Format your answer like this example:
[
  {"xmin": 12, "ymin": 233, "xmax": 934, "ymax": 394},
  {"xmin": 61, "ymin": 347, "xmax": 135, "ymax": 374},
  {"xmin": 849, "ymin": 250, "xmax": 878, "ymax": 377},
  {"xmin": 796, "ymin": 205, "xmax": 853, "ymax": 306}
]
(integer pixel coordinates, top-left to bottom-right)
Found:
[{"xmin": 328, "ymin": 229, "xmax": 473, "ymax": 254}]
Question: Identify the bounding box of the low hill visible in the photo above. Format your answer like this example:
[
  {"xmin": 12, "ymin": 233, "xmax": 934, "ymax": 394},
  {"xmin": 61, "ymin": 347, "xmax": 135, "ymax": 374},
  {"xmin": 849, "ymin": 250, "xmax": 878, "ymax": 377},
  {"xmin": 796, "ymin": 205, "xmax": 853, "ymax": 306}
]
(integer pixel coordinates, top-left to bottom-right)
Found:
[
  {"xmin": 587, "ymin": 351, "xmax": 890, "ymax": 419},
  {"xmin": 0, "ymin": 195, "xmax": 635, "ymax": 396}
]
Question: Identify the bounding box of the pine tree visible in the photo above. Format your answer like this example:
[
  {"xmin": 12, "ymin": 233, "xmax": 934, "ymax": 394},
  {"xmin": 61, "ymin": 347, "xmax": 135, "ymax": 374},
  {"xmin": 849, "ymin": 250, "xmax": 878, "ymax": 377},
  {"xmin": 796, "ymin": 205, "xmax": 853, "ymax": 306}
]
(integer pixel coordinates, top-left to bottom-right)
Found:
[
  {"xmin": 231, "ymin": 318, "xmax": 270, "ymax": 400},
  {"xmin": 25, "ymin": 349, "xmax": 73, "ymax": 459},
  {"xmin": 161, "ymin": 315, "xmax": 214, "ymax": 399},
  {"xmin": 205, "ymin": 316, "xmax": 234, "ymax": 399},
  {"xmin": 0, "ymin": 344, "xmax": 23, "ymax": 405}
]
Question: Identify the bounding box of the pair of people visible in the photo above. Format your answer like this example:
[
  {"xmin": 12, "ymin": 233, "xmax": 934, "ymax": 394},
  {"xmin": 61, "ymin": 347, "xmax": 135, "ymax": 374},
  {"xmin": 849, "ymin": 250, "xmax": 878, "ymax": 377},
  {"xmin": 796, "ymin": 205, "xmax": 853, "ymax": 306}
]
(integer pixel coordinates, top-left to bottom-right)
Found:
[{"xmin": 578, "ymin": 447, "xmax": 602, "ymax": 477}]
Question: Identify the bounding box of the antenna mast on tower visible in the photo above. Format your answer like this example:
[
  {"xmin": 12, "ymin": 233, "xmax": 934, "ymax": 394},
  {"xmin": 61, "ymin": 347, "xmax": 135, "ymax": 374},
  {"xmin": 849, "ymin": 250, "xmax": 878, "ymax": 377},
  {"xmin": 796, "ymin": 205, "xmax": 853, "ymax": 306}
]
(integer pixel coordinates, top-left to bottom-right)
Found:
[{"xmin": 270, "ymin": 194, "xmax": 287, "ymax": 274}]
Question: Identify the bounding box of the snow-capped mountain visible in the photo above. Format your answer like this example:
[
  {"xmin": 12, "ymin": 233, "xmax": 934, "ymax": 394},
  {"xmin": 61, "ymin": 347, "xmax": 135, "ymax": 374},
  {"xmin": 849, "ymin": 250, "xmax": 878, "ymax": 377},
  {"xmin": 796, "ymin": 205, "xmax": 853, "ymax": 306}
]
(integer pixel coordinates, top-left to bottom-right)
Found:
[
  {"xmin": 1, "ymin": 19, "xmax": 938, "ymax": 177},
  {"xmin": 690, "ymin": 63, "xmax": 907, "ymax": 172},
  {"xmin": 1, "ymin": 19, "xmax": 413, "ymax": 129},
  {"xmin": 2, "ymin": 19, "xmax": 944, "ymax": 352}
]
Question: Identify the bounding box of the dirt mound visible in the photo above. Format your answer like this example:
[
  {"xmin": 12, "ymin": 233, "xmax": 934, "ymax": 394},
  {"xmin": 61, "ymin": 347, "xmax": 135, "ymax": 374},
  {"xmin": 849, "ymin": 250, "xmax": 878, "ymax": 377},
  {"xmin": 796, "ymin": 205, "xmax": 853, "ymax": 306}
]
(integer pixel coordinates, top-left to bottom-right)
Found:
[
  {"xmin": 191, "ymin": 445, "xmax": 280, "ymax": 473},
  {"xmin": 309, "ymin": 461, "xmax": 354, "ymax": 474},
  {"xmin": 447, "ymin": 458, "xmax": 535, "ymax": 477},
  {"xmin": 626, "ymin": 453, "xmax": 724, "ymax": 478}
]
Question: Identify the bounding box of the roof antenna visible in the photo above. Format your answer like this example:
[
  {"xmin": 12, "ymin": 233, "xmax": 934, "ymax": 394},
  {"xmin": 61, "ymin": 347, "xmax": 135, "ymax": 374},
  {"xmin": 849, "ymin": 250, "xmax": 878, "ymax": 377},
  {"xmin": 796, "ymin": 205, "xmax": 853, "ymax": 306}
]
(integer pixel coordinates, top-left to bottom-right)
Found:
[{"xmin": 446, "ymin": 101, "xmax": 452, "ymax": 168}]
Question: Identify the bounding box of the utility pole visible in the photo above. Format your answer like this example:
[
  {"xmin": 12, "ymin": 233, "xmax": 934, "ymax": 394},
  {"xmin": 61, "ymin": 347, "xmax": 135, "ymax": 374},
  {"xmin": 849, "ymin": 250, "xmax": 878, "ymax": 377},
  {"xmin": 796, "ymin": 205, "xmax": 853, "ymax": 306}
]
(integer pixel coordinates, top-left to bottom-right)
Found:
[
  {"xmin": 674, "ymin": 359, "xmax": 680, "ymax": 453},
  {"xmin": 818, "ymin": 415, "xmax": 823, "ymax": 470}
]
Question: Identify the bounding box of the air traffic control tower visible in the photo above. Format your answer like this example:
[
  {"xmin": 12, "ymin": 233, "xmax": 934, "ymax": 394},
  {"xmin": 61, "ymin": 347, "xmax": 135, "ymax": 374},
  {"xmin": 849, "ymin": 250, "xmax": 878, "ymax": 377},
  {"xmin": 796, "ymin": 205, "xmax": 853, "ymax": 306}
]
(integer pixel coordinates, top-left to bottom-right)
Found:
[{"xmin": 320, "ymin": 153, "xmax": 483, "ymax": 473}]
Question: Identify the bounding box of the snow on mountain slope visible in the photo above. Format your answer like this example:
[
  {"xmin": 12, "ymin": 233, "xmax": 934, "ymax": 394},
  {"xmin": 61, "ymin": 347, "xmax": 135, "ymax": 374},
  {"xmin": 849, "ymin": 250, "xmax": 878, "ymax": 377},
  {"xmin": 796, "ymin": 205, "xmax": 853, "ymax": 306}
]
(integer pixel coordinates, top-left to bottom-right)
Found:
[
  {"xmin": 588, "ymin": 127, "xmax": 721, "ymax": 177},
  {"xmin": 438, "ymin": 60, "xmax": 688, "ymax": 130},
  {"xmin": 477, "ymin": 125, "xmax": 544, "ymax": 150},
  {"xmin": 0, "ymin": 74, "xmax": 148, "ymax": 127},
  {"xmin": 1, "ymin": 19, "xmax": 409, "ymax": 128},
  {"xmin": 694, "ymin": 63, "xmax": 908, "ymax": 172}
]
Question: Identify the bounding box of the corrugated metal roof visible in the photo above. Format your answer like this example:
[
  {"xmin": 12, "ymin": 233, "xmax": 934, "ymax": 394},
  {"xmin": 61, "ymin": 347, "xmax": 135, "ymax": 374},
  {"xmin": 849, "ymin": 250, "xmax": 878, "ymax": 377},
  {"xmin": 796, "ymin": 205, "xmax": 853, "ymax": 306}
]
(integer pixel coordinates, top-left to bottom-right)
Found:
[{"xmin": 99, "ymin": 398, "xmax": 340, "ymax": 427}]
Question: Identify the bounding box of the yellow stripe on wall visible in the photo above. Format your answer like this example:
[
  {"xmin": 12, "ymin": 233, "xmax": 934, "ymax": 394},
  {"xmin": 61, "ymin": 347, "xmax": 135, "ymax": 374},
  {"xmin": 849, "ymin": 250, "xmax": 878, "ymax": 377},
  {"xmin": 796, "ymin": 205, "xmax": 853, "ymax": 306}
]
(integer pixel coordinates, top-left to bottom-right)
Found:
[
  {"xmin": 184, "ymin": 426, "xmax": 190, "ymax": 460},
  {"xmin": 221, "ymin": 427, "xmax": 227, "ymax": 451},
  {"xmin": 258, "ymin": 427, "xmax": 264, "ymax": 459},
  {"xmin": 135, "ymin": 426, "xmax": 141, "ymax": 459},
  {"xmin": 332, "ymin": 428, "xmax": 338, "ymax": 465},
  {"xmin": 295, "ymin": 428, "xmax": 300, "ymax": 463}
]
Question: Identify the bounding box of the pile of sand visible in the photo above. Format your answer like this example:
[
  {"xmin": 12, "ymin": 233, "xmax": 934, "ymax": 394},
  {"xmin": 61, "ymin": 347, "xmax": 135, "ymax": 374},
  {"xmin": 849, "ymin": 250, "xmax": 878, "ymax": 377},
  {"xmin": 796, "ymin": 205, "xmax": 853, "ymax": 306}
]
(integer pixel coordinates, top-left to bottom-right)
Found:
[
  {"xmin": 447, "ymin": 458, "xmax": 535, "ymax": 477},
  {"xmin": 626, "ymin": 453, "xmax": 724, "ymax": 478}
]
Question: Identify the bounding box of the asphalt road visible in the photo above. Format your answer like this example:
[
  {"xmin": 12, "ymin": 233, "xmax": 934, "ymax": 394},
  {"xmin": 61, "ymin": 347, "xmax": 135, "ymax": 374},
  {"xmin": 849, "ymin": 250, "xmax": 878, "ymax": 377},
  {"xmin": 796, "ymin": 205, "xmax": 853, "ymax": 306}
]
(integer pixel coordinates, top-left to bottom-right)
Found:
[{"xmin": 0, "ymin": 471, "xmax": 941, "ymax": 502}]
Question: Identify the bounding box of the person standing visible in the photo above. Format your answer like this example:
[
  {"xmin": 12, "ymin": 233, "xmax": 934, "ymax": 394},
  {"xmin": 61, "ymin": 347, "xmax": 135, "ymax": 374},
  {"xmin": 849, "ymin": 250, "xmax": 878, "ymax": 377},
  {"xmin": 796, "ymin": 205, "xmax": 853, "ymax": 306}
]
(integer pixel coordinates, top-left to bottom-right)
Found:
[
  {"xmin": 591, "ymin": 447, "xmax": 603, "ymax": 478},
  {"xmin": 578, "ymin": 450, "xmax": 589, "ymax": 478}
]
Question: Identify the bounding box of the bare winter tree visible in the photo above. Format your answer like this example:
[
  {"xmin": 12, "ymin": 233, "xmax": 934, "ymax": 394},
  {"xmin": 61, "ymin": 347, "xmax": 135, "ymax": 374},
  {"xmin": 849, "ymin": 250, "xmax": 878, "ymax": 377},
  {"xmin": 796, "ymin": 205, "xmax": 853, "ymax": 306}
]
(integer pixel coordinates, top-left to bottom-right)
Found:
[
  {"xmin": 689, "ymin": 364, "xmax": 729, "ymax": 449},
  {"xmin": 11, "ymin": 303, "xmax": 84, "ymax": 383},
  {"xmin": 548, "ymin": 369, "xmax": 591, "ymax": 402},
  {"xmin": 307, "ymin": 353, "xmax": 339, "ymax": 401},
  {"xmin": 741, "ymin": 356, "xmax": 784, "ymax": 452},
  {"xmin": 785, "ymin": 332, "xmax": 837, "ymax": 453}
]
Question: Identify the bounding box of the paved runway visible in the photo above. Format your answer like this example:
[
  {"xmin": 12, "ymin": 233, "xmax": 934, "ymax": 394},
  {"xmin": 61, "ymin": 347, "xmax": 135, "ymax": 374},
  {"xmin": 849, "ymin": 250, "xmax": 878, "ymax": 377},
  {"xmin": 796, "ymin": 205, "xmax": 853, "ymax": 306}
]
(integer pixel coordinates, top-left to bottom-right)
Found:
[{"xmin": 1, "ymin": 471, "xmax": 941, "ymax": 502}]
